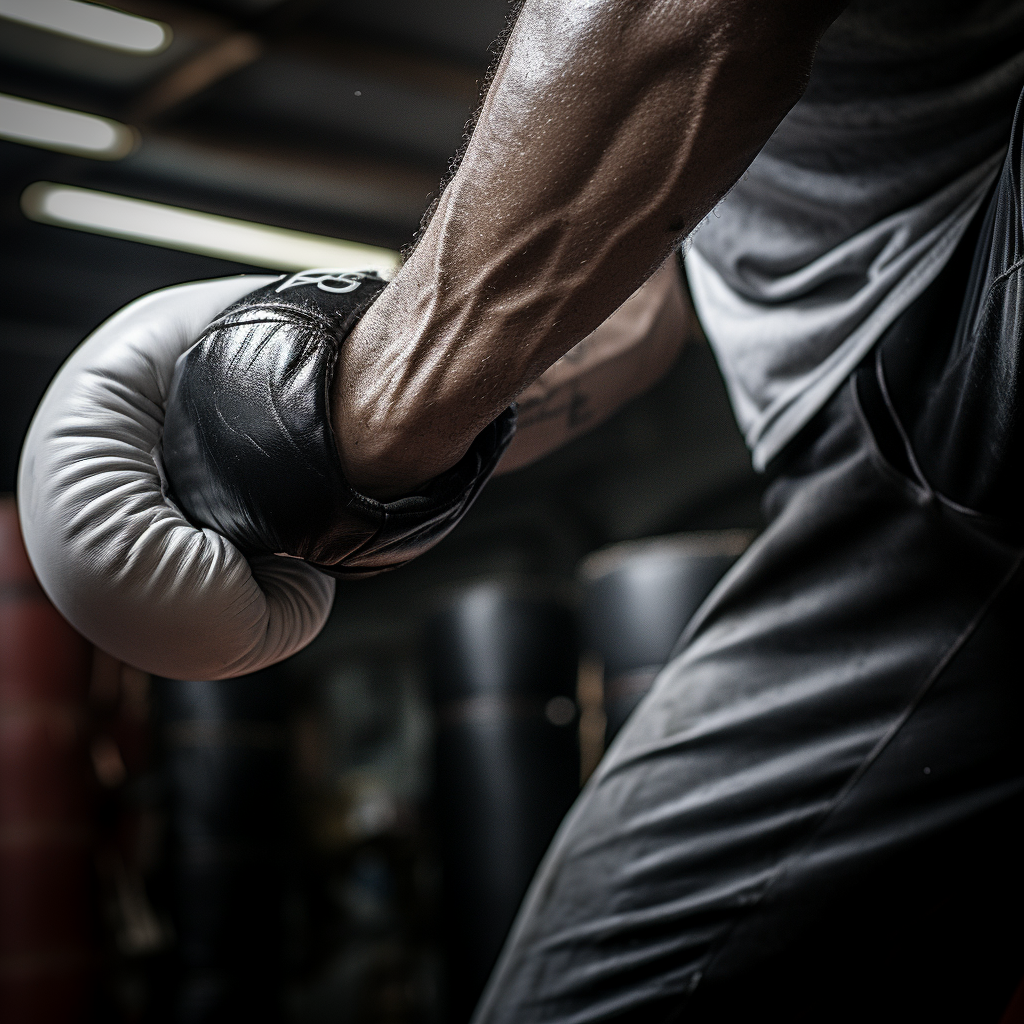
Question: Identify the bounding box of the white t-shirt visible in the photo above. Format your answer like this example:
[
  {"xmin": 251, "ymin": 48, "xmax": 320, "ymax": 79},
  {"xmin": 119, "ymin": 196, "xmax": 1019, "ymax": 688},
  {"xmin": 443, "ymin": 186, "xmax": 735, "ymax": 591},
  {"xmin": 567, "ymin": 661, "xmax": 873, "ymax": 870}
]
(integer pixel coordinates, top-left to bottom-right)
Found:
[{"xmin": 687, "ymin": 0, "xmax": 1024, "ymax": 470}]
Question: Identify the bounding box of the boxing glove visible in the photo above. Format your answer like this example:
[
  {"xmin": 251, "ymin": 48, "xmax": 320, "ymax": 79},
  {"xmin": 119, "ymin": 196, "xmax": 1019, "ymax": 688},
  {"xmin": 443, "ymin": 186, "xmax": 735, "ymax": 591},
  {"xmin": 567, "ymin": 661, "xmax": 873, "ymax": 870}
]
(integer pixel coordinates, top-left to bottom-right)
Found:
[
  {"xmin": 18, "ymin": 275, "xmax": 335, "ymax": 681},
  {"xmin": 162, "ymin": 269, "xmax": 517, "ymax": 578}
]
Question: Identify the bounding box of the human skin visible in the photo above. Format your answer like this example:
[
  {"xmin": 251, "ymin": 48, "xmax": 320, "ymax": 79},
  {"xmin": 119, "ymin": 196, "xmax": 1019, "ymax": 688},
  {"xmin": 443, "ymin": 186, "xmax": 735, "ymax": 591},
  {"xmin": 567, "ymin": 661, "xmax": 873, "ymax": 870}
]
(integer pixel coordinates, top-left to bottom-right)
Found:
[
  {"xmin": 493, "ymin": 257, "xmax": 695, "ymax": 475},
  {"xmin": 332, "ymin": 0, "xmax": 849, "ymax": 499}
]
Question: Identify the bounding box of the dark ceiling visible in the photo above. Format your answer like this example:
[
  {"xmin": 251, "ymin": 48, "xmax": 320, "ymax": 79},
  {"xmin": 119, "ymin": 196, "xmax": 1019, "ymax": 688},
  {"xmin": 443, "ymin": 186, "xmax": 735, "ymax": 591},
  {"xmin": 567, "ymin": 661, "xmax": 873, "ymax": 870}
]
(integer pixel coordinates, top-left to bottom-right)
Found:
[{"xmin": 0, "ymin": 0, "xmax": 512, "ymax": 245}]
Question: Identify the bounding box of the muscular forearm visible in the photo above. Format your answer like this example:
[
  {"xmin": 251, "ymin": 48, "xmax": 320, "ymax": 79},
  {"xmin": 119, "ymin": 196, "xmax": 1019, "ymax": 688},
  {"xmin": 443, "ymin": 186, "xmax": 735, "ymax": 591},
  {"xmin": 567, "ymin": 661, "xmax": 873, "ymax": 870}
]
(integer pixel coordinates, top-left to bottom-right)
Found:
[
  {"xmin": 494, "ymin": 257, "xmax": 695, "ymax": 474},
  {"xmin": 333, "ymin": 0, "xmax": 846, "ymax": 499}
]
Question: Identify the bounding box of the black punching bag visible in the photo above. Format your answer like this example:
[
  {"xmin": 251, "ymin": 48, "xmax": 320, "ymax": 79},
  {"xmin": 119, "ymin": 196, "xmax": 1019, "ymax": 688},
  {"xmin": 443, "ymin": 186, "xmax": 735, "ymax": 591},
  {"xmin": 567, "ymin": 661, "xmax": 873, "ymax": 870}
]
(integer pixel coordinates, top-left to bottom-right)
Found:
[
  {"xmin": 158, "ymin": 673, "xmax": 290, "ymax": 1023},
  {"xmin": 580, "ymin": 531, "xmax": 752, "ymax": 743},
  {"xmin": 424, "ymin": 583, "xmax": 580, "ymax": 1024}
]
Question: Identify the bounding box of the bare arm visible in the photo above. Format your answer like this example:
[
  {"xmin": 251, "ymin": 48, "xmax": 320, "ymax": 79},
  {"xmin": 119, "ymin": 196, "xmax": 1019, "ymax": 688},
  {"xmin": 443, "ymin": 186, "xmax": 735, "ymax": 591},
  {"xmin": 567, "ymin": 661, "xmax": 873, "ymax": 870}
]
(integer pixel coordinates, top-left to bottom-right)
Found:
[
  {"xmin": 494, "ymin": 257, "xmax": 694, "ymax": 474},
  {"xmin": 333, "ymin": 0, "xmax": 847, "ymax": 499}
]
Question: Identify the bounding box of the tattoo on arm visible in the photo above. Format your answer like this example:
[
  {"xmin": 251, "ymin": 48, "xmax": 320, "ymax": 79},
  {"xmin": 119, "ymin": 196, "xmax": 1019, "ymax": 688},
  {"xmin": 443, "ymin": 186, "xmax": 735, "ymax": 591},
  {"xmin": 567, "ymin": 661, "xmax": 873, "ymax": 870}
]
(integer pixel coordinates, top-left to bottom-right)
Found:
[
  {"xmin": 517, "ymin": 385, "xmax": 593, "ymax": 431},
  {"xmin": 515, "ymin": 329, "xmax": 610, "ymax": 430}
]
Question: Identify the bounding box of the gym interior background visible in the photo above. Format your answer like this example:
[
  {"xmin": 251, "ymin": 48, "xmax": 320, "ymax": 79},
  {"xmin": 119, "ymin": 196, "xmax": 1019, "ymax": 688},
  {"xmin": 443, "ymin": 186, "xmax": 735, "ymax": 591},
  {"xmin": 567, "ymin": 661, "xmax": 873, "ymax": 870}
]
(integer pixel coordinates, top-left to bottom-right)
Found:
[{"xmin": 0, "ymin": 2, "xmax": 764, "ymax": 1021}]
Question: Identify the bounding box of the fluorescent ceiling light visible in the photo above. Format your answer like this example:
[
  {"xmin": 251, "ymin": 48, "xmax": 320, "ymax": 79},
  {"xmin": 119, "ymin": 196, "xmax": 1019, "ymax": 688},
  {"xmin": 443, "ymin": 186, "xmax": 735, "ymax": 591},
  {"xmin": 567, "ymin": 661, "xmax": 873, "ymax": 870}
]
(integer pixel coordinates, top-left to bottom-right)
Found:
[
  {"xmin": 0, "ymin": 0, "xmax": 171, "ymax": 54},
  {"xmin": 21, "ymin": 183, "xmax": 401, "ymax": 276},
  {"xmin": 0, "ymin": 94, "xmax": 136, "ymax": 159}
]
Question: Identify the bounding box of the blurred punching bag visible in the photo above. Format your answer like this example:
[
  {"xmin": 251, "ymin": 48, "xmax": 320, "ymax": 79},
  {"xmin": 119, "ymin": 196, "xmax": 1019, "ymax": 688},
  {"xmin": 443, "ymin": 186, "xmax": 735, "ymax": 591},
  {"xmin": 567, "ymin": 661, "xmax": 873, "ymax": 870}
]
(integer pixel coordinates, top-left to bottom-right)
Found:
[
  {"xmin": 158, "ymin": 673, "xmax": 290, "ymax": 1023},
  {"xmin": 0, "ymin": 497, "xmax": 95, "ymax": 1021},
  {"xmin": 580, "ymin": 531, "xmax": 752, "ymax": 743},
  {"xmin": 425, "ymin": 583, "xmax": 580, "ymax": 1024}
]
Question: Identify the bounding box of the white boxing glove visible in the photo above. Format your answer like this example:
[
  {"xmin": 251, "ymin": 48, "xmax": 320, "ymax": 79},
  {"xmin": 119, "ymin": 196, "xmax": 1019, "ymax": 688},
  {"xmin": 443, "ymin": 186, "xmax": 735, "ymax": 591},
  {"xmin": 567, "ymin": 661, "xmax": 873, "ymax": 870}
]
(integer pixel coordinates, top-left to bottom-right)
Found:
[{"xmin": 17, "ymin": 276, "xmax": 335, "ymax": 680}]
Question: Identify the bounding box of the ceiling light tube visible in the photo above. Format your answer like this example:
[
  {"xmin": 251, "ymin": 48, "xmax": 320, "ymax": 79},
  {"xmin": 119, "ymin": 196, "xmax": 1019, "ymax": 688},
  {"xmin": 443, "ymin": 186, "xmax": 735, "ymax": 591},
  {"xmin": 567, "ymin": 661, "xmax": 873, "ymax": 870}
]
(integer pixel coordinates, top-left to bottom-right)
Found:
[
  {"xmin": 0, "ymin": 0, "xmax": 171, "ymax": 54},
  {"xmin": 0, "ymin": 94, "xmax": 136, "ymax": 159},
  {"xmin": 21, "ymin": 182, "xmax": 401, "ymax": 276}
]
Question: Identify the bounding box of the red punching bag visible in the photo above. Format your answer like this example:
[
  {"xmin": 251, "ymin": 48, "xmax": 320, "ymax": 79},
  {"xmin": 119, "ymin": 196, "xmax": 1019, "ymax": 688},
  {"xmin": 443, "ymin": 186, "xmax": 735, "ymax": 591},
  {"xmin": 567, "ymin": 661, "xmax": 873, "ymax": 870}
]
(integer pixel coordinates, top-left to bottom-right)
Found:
[{"xmin": 0, "ymin": 497, "xmax": 95, "ymax": 1021}]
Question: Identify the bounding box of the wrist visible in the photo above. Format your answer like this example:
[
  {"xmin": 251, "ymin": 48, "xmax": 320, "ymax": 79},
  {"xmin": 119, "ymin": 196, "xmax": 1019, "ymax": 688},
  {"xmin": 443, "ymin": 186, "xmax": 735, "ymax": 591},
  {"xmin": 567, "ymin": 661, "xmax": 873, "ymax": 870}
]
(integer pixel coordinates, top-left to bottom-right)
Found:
[{"xmin": 330, "ymin": 293, "xmax": 488, "ymax": 501}]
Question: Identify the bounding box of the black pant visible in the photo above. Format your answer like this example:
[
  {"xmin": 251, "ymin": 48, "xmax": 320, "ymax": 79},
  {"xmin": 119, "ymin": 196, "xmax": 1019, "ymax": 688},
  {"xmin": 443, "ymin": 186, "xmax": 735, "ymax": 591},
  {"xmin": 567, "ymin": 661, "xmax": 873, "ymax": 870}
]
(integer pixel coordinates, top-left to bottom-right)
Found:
[{"xmin": 471, "ymin": 101, "xmax": 1024, "ymax": 1024}]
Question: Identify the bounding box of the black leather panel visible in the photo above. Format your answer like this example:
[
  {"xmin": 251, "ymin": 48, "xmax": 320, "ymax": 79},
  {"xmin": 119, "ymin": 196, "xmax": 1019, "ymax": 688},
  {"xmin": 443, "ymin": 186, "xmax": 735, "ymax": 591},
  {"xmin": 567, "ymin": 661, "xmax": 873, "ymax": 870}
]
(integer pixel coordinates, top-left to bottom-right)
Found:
[{"xmin": 162, "ymin": 271, "xmax": 516, "ymax": 578}]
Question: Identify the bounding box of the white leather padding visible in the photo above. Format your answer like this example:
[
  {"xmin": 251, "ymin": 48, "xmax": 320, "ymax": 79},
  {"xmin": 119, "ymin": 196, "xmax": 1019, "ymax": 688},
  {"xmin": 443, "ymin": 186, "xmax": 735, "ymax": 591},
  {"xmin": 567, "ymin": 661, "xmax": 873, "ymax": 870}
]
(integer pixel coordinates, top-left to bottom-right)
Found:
[{"xmin": 18, "ymin": 276, "xmax": 336, "ymax": 680}]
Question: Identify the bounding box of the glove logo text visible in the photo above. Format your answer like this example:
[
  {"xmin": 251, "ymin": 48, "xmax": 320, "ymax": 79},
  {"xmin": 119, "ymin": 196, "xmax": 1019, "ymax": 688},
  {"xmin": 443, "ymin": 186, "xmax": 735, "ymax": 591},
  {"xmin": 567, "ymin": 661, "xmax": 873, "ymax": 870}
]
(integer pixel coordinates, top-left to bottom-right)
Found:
[{"xmin": 276, "ymin": 269, "xmax": 365, "ymax": 294}]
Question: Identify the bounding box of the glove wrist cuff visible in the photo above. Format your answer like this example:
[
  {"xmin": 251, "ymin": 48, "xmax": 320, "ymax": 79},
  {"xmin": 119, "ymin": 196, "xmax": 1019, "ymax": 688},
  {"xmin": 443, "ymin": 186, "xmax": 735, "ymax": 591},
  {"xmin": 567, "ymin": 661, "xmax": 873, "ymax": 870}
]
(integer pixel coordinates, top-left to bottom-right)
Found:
[{"xmin": 163, "ymin": 270, "xmax": 516, "ymax": 578}]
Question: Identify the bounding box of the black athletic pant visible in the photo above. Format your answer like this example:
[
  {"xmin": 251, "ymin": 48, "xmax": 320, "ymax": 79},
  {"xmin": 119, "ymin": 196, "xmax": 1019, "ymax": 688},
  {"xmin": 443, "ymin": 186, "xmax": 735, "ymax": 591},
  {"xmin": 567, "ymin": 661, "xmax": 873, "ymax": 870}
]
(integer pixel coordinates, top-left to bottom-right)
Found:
[{"xmin": 471, "ymin": 98, "xmax": 1024, "ymax": 1024}]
